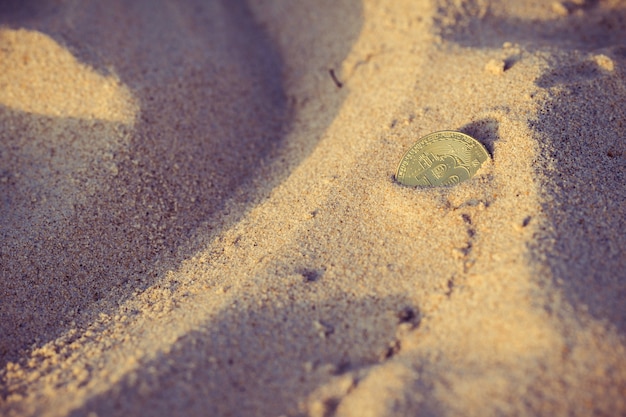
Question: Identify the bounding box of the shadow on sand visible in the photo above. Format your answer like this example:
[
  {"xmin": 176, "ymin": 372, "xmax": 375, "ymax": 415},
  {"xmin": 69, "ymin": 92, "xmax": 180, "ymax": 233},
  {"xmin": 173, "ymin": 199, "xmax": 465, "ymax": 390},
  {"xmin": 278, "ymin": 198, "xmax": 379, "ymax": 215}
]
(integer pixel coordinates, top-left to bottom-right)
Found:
[
  {"xmin": 0, "ymin": 0, "xmax": 363, "ymax": 371},
  {"xmin": 530, "ymin": 52, "xmax": 626, "ymax": 334},
  {"xmin": 438, "ymin": 1, "xmax": 626, "ymax": 333},
  {"xmin": 68, "ymin": 292, "xmax": 417, "ymax": 417}
]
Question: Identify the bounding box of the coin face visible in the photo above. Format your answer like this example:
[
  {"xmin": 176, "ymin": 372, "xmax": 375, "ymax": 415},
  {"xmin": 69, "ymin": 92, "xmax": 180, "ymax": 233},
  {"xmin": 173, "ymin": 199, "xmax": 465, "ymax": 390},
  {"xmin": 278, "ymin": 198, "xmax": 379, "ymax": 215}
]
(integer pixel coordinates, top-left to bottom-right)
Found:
[{"xmin": 395, "ymin": 131, "xmax": 490, "ymax": 187}]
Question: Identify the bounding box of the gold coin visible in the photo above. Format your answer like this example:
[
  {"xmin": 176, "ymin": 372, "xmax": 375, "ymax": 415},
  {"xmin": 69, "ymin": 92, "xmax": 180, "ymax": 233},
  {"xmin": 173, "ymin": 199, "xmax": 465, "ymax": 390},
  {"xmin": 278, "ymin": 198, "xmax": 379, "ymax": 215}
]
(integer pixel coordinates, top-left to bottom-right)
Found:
[{"xmin": 395, "ymin": 131, "xmax": 490, "ymax": 187}]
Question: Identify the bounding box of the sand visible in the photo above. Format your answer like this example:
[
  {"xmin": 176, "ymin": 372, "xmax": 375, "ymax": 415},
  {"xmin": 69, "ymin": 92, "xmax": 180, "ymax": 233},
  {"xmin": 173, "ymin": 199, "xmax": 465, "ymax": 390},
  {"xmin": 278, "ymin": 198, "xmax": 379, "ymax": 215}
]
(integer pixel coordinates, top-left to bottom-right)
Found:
[{"xmin": 1, "ymin": 0, "xmax": 625, "ymax": 416}]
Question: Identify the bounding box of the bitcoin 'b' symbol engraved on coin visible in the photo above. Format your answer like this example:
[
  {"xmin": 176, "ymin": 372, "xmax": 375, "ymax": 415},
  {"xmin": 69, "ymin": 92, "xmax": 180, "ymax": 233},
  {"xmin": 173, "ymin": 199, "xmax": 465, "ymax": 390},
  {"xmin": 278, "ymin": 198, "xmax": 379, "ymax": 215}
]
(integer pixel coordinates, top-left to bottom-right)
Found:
[{"xmin": 395, "ymin": 131, "xmax": 490, "ymax": 187}]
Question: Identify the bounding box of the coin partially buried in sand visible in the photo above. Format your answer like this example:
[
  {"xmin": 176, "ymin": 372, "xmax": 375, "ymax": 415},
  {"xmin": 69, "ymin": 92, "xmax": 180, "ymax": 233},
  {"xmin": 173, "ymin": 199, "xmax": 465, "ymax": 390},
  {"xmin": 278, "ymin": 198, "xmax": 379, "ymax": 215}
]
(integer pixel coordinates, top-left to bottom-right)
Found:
[{"xmin": 395, "ymin": 131, "xmax": 490, "ymax": 187}]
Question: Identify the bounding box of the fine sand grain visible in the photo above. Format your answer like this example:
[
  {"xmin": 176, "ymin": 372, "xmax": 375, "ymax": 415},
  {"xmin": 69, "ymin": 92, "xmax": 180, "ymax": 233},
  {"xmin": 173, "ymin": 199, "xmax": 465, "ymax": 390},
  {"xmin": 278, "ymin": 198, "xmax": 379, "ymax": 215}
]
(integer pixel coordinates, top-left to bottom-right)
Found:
[{"xmin": 1, "ymin": 1, "xmax": 625, "ymax": 416}]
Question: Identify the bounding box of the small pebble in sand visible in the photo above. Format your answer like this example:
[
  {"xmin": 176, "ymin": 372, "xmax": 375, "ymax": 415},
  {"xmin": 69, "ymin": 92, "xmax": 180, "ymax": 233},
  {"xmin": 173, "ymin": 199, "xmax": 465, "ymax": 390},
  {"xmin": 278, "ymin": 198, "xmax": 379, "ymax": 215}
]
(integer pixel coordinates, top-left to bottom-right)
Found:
[
  {"xmin": 593, "ymin": 54, "xmax": 615, "ymax": 72},
  {"xmin": 485, "ymin": 59, "xmax": 505, "ymax": 75},
  {"xmin": 551, "ymin": 2, "xmax": 570, "ymax": 16},
  {"xmin": 313, "ymin": 320, "xmax": 334, "ymax": 339}
]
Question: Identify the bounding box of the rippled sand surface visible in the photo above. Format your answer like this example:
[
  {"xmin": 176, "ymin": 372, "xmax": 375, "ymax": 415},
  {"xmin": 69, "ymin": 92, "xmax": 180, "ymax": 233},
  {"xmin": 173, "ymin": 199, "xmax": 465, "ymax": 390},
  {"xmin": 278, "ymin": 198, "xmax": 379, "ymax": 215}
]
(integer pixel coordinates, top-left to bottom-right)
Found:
[{"xmin": 1, "ymin": 1, "xmax": 625, "ymax": 416}]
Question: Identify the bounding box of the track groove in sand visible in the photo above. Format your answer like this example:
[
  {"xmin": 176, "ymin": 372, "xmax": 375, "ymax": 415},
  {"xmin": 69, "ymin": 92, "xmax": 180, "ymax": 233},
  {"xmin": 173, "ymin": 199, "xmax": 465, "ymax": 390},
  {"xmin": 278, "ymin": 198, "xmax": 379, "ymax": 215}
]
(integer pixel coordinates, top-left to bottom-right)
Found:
[{"xmin": 1, "ymin": 0, "xmax": 293, "ymax": 368}]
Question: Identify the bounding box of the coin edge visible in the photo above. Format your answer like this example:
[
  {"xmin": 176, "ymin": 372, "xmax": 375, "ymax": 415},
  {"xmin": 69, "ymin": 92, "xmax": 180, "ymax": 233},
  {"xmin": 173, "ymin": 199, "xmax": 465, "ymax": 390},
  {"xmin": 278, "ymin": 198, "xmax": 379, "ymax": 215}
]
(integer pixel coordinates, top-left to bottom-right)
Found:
[{"xmin": 394, "ymin": 130, "xmax": 490, "ymax": 186}]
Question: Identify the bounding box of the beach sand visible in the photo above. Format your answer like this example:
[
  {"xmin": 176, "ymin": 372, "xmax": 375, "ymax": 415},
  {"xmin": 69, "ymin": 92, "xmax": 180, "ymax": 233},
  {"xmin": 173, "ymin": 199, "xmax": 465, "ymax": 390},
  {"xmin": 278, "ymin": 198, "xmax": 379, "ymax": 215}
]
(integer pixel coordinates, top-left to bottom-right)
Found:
[{"xmin": 1, "ymin": 0, "xmax": 625, "ymax": 416}]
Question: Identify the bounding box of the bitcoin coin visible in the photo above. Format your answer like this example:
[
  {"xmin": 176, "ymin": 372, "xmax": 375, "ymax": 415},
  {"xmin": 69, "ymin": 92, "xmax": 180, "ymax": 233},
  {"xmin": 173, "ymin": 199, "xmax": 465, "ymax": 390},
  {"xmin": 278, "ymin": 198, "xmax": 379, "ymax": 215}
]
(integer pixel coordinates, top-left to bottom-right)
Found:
[{"xmin": 395, "ymin": 131, "xmax": 490, "ymax": 187}]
